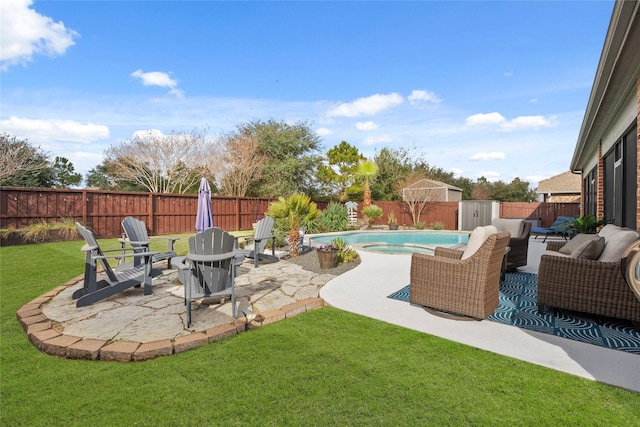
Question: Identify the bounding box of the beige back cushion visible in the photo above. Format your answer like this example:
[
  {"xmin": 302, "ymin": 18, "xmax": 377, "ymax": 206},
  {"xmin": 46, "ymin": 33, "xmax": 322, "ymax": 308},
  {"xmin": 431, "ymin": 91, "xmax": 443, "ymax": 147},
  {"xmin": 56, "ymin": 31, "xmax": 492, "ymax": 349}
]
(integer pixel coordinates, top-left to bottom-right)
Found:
[
  {"xmin": 462, "ymin": 225, "xmax": 498, "ymax": 260},
  {"xmin": 491, "ymin": 218, "xmax": 523, "ymax": 239},
  {"xmin": 558, "ymin": 233, "xmax": 597, "ymax": 255},
  {"xmin": 570, "ymin": 236, "xmax": 605, "ymax": 259},
  {"xmin": 598, "ymin": 228, "xmax": 640, "ymax": 262}
]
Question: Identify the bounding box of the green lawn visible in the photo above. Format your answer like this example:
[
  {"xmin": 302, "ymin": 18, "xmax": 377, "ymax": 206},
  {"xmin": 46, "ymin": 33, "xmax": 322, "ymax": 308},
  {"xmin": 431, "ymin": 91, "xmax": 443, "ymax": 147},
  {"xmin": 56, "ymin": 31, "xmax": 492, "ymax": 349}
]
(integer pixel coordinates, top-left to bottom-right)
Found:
[{"xmin": 1, "ymin": 238, "xmax": 639, "ymax": 426}]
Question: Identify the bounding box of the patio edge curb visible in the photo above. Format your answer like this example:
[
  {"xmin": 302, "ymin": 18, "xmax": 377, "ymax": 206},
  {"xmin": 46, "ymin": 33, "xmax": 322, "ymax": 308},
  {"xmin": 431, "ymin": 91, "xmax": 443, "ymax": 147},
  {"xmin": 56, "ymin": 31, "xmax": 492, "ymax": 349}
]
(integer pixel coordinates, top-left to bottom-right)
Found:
[{"xmin": 16, "ymin": 278, "xmax": 326, "ymax": 362}]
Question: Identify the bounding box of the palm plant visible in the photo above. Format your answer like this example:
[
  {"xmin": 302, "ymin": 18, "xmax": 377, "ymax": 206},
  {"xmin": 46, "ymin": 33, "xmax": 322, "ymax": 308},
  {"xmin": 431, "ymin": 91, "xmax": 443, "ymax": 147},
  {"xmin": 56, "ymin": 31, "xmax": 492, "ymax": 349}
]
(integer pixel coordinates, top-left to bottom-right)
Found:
[
  {"xmin": 266, "ymin": 193, "xmax": 320, "ymax": 252},
  {"xmin": 356, "ymin": 160, "xmax": 379, "ymax": 208},
  {"xmin": 361, "ymin": 205, "xmax": 383, "ymax": 229}
]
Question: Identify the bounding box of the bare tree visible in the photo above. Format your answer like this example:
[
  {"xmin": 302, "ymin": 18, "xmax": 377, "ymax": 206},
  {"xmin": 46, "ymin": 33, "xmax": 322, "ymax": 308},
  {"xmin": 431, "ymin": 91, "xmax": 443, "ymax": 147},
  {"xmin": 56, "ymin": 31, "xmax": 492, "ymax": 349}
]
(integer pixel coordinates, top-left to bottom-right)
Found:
[
  {"xmin": 104, "ymin": 129, "xmax": 212, "ymax": 193},
  {"xmin": 210, "ymin": 131, "xmax": 266, "ymax": 196},
  {"xmin": 0, "ymin": 134, "xmax": 49, "ymax": 181},
  {"xmin": 395, "ymin": 173, "xmax": 441, "ymax": 226}
]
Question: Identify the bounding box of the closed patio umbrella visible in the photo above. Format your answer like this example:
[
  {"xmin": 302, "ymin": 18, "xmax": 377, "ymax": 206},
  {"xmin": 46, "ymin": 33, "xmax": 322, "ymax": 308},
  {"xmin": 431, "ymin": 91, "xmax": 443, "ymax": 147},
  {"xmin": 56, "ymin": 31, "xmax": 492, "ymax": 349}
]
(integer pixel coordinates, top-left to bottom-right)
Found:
[{"xmin": 195, "ymin": 178, "xmax": 214, "ymax": 232}]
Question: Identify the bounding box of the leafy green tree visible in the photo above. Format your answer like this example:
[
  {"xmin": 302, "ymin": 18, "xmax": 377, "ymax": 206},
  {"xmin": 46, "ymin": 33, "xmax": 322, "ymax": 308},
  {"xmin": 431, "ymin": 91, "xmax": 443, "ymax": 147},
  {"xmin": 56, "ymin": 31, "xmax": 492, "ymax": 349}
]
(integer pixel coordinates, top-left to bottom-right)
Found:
[
  {"xmin": 472, "ymin": 177, "xmax": 493, "ymax": 200},
  {"xmin": 316, "ymin": 141, "xmax": 364, "ymax": 201},
  {"xmin": 450, "ymin": 176, "xmax": 475, "ymax": 200},
  {"xmin": 51, "ymin": 157, "xmax": 82, "ymax": 188},
  {"xmin": 491, "ymin": 177, "xmax": 537, "ymax": 202},
  {"xmin": 470, "ymin": 177, "xmax": 536, "ymax": 201},
  {"xmin": 371, "ymin": 147, "xmax": 413, "ymax": 201},
  {"xmin": 237, "ymin": 119, "xmax": 323, "ymax": 197},
  {"xmin": 85, "ymin": 162, "xmax": 147, "ymax": 191}
]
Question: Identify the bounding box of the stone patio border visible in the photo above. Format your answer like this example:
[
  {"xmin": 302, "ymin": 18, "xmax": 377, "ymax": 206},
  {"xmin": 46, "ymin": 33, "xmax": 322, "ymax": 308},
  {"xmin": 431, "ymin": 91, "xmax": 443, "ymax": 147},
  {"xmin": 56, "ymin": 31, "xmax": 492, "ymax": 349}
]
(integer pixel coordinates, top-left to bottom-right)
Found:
[{"xmin": 16, "ymin": 274, "xmax": 326, "ymax": 362}]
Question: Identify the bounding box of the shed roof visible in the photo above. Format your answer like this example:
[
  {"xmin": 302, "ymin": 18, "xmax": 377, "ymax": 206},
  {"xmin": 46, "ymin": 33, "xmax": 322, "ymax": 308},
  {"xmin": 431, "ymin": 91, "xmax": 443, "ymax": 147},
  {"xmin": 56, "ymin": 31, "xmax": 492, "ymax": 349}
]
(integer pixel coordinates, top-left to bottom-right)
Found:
[
  {"xmin": 536, "ymin": 171, "xmax": 581, "ymax": 194},
  {"xmin": 403, "ymin": 179, "xmax": 463, "ymax": 192}
]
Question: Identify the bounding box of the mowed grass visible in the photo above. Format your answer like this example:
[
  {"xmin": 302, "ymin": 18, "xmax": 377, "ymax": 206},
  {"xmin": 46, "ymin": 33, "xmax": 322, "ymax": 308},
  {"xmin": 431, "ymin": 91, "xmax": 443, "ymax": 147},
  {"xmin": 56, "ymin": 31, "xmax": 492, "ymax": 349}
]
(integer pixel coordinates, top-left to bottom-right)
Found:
[{"xmin": 1, "ymin": 238, "xmax": 640, "ymax": 426}]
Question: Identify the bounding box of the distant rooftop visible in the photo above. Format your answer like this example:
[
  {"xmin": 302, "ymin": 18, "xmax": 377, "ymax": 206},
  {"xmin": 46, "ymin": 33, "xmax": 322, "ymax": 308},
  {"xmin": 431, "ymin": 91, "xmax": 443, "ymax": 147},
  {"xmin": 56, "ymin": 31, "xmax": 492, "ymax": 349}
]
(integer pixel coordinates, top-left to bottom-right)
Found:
[{"xmin": 536, "ymin": 171, "xmax": 581, "ymax": 195}]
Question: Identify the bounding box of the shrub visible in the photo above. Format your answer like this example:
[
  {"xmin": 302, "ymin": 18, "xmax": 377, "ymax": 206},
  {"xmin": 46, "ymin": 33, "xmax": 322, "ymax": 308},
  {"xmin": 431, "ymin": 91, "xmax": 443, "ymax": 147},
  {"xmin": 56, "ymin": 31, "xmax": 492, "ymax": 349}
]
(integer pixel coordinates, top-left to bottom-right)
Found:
[
  {"xmin": 431, "ymin": 221, "xmax": 444, "ymax": 230},
  {"xmin": 318, "ymin": 202, "xmax": 350, "ymax": 232}
]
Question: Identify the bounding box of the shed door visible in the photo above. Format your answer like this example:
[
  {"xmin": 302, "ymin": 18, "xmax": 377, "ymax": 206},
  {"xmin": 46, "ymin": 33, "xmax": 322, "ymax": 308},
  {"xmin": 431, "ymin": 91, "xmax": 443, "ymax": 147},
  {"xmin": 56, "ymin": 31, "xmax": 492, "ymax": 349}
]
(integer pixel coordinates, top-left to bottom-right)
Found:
[{"xmin": 460, "ymin": 201, "xmax": 494, "ymax": 231}]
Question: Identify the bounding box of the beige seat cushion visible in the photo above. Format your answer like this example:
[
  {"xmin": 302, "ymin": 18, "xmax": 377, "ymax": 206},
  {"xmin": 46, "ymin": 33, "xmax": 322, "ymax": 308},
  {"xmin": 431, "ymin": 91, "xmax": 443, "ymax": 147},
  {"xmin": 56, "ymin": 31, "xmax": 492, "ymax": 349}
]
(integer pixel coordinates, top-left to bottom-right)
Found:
[
  {"xmin": 598, "ymin": 228, "xmax": 640, "ymax": 262},
  {"xmin": 558, "ymin": 233, "xmax": 597, "ymax": 255},
  {"xmin": 462, "ymin": 225, "xmax": 498, "ymax": 260},
  {"xmin": 491, "ymin": 218, "xmax": 524, "ymax": 239},
  {"xmin": 570, "ymin": 236, "xmax": 605, "ymax": 259}
]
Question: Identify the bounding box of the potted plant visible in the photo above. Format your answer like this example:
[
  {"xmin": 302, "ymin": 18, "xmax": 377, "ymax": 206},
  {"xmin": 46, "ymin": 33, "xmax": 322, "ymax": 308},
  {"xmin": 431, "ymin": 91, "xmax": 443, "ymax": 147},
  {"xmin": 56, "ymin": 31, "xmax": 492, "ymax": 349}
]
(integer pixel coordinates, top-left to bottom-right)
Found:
[
  {"xmin": 569, "ymin": 215, "xmax": 608, "ymax": 235},
  {"xmin": 316, "ymin": 244, "xmax": 338, "ymax": 269},
  {"xmin": 387, "ymin": 211, "xmax": 398, "ymax": 230}
]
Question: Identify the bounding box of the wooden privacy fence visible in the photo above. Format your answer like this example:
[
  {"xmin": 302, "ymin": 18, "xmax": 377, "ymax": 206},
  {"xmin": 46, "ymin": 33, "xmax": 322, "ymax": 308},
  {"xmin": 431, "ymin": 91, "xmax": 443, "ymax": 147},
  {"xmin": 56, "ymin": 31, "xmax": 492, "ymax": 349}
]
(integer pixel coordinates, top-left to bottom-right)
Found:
[
  {"xmin": 0, "ymin": 187, "xmax": 274, "ymax": 238},
  {"xmin": 1, "ymin": 186, "xmax": 580, "ymax": 238}
]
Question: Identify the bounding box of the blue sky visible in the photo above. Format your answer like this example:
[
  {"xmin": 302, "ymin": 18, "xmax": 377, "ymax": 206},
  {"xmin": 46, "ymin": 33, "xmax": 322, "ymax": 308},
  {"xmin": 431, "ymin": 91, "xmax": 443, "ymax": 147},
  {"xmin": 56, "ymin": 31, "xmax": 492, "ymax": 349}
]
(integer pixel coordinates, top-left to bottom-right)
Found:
[{"xmin": 1, "ymin": 0, "xmax": 614, "ymax": 188}]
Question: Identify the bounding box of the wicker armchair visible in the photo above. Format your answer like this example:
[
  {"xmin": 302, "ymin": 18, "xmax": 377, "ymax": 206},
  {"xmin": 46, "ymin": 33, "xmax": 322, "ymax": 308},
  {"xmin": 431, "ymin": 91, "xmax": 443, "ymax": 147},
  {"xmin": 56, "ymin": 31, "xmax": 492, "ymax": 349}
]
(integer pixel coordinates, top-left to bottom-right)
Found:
[
  {"xmin": 491, "ymin": 218, "xmax": 531, "ymax": 270},
  {"xmin": 410, "ymin": 232, "xmax": 510, "ymax": 319},
  {"xmin": 538, "ymin": 240, "xmax": 640, "ymax": 325}
]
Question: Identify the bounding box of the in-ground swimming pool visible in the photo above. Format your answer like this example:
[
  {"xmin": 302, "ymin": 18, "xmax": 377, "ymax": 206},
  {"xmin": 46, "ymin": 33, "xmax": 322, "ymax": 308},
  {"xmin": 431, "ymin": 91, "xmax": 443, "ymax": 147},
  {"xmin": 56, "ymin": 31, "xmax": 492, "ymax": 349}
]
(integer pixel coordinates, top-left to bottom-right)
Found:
[{"xmin": 310, "ymin": 230, "xmax": 468, "ymax": 254}]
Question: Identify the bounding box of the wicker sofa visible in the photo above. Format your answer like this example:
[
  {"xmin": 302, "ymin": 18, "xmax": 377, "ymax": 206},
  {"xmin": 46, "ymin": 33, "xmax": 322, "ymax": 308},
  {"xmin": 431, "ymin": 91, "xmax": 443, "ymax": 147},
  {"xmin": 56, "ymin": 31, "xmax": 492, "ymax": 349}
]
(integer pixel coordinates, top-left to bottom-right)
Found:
[
  {"xmin": 410, "ymin": 228, "xmax": 510, "ymax": 319},
  {"xmin": 537, "ymin": 224, "xmax": 640, "ymax": 325},
  {"xmin": 491, "ymin": 218, "xmax": 532, "ymax": 270}
]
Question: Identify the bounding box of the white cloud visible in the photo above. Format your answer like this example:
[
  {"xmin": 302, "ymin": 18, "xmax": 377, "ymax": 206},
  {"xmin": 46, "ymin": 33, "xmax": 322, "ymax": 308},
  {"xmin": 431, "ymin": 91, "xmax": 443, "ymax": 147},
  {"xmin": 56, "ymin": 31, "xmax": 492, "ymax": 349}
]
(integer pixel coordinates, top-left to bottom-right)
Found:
[
  {"xmin": 529, "ymin": 98, "xmax": 538, "ymax": 104},
  {"xmin": 408, "ymin": 89, "xmax": 442, "ymax": 105},
  {"xmin": 316, "ymin": 127, "xmax": 333, "ymax": 136},
  {"xmin": 131, "ymin": 129, "xmax": 165, "ymax": 139},
  {"xmin": 0, "ymin": 116, "xmax": 109, "ymax": 143},
  {"xmin": 451, "ymin": 167, "xmax": 464, "ymax": 177},
  {"xmin": 465, "ymin": 112, "xmax": 557, "ymax": 131},
  {"xmin": 503, "ymin": 70, "xmax": 513, "ymax": 77},
  {"xmin": 479, "ymin": 171, "xmax": 501, "ymax": 182},
  {"xmin": 356, "ymin": 121, "xmax": 379, "ymax": 131},
  {"xmin": 326, "ymin": 93, "xmax": 403, "ymax": 117},
  {"xmin": 470, "ymin": 152, "xmax": 506, "ymax": 161},
  {"xmin": 362, "ymin": 134, "xmax": 394, "ymax": 146},
  {"xmin": 0, "ymin": 0, "xmax": 79, "ymax": 71},
  {"xmin": 500, "ymin": 115, "xmax": 556, "ymax": 131},
  {"xmin": 465, "ymin": 112, "xmax": 506, "ymax": 126},
  {"xmin": 131, "ymin": 69, "xmax": 184, "ymax": 97}
]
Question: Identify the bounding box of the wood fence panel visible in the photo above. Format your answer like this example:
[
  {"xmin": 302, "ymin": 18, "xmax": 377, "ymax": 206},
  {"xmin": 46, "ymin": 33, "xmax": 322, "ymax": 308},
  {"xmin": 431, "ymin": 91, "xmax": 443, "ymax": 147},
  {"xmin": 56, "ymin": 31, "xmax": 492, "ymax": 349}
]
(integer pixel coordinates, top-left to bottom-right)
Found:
[
  {"xmin": 0, "ymin": 186, "xmax": 582, "ymax": 238},
  {"xmin": 500, "ymin": 202, "xmax": 580, "ymax": 227}
]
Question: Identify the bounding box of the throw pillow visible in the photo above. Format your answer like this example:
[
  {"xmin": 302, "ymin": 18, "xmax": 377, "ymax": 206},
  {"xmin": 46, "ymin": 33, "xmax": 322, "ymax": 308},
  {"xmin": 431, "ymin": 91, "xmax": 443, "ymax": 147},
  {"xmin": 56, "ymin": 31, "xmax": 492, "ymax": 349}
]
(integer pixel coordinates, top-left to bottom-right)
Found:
[
  {"xmin": 558, "ymin": 233, "xmax": 596, "ymax": 255},
  {"xmin": 570, "ymin": 236, "xmax": 605, "ymax": 259}
]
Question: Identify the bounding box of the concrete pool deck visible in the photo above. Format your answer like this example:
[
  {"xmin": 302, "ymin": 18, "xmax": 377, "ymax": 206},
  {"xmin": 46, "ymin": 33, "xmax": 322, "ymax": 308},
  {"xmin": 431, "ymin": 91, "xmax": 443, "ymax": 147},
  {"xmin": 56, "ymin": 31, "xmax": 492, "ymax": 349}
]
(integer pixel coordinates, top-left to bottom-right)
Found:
[
  {"xmin": 320, "ymin": 236, "xmax": 640, "ymax": 393},
  {"xmin": 18, "ymin": 235, "xmax": 640, "ymax": 392}
]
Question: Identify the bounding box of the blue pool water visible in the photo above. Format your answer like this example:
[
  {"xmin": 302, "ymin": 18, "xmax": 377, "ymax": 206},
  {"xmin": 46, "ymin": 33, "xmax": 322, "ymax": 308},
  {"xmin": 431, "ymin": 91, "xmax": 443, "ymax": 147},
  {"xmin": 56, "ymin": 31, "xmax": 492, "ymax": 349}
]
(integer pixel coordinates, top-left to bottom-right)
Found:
[{"xmin": 310, "ymin": 231, "xmax": 468, "ymax": 254}]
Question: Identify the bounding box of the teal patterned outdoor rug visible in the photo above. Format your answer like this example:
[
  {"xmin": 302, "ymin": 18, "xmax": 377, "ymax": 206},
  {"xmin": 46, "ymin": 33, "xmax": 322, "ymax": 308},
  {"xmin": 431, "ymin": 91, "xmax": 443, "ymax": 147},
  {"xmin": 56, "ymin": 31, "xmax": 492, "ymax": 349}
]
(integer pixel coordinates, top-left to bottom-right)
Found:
[{"xmin": 387, "ymin": 272, "xmax": 640, "ymax": 355}]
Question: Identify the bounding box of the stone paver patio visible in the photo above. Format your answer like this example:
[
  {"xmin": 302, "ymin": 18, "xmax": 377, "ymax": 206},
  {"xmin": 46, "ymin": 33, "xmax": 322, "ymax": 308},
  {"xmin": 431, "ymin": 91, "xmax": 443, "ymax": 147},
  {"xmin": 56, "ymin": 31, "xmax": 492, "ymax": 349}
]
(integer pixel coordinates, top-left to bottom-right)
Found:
[{"xmin": 17, "ymin": 258, "xmax": 338, "ymax": 362}]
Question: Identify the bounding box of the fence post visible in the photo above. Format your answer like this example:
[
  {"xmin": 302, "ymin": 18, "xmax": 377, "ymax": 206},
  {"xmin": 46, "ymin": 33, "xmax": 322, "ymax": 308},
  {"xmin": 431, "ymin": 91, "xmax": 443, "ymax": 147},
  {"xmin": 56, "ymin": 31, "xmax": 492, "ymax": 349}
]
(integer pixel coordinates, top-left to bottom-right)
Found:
[
  {"xmin": 236, "ymin": 198, "xmax": 241, "ymax": 231},
  {"xmin": 82, "ymin": 190, "xmax": 88, "ymax": 227},
  {"xmin": 148, "ymin": 193, "xmax": 154, "ymax": 234}
]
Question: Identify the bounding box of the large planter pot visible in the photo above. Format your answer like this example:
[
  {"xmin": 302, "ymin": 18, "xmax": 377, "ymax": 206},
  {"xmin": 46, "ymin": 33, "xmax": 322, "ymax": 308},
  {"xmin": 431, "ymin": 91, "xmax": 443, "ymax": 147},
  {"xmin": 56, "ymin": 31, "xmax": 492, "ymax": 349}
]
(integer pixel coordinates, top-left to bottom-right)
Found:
[
  {"xmin": 317, "ymin": 250, "xmax": 338, "ymax": 269},
  {"xmin": 388, "ymin": 224, "xmax": 399, "ymax": 230}
]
